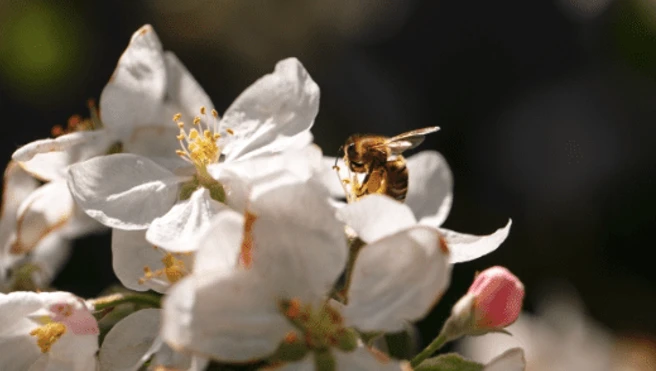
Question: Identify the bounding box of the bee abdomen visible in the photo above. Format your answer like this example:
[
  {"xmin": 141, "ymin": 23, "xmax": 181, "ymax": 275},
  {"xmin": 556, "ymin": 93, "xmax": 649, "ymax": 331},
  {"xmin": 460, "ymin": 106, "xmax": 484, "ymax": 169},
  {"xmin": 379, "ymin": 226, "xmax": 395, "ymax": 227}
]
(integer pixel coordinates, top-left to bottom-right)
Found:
[{"xmin": 384, "ymin": 158, "xmax": 408, "ymax": 201}]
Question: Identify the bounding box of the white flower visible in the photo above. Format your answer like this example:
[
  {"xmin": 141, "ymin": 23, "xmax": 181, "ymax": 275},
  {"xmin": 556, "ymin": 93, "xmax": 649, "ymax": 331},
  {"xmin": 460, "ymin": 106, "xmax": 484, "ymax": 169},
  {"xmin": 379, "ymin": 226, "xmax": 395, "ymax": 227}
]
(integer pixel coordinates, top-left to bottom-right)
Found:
[
  {"xmin": 161, "ymin": 179, "xmax": 437, "ymax": 370},
  {"xmin": 335, "ymin": 195, "xmax": 451, "ymax": 332},
  {"xmin": 0, "ymin": 162, "xmax": 72, "ymax": 291},
  {"xmin": 324, "ymin": 151, "xmax": 511, "ymax": 263},
  {"xmin": 99, "ymin": 308, "xmax": 206, "ymax": 371},
  {"xmin": 0, "ymin": 291, "xmax": 99, "ymax": 371},
  {"xmin": 67, "ymin": 53, "xmax": 319, "ymax": 243}
]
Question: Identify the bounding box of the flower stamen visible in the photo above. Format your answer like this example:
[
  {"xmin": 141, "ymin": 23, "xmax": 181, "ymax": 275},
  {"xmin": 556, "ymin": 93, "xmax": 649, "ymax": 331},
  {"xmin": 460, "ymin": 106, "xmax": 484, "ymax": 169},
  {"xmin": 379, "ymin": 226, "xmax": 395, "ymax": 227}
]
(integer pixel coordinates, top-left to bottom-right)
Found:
[
  {"xmin": 172, "ymin": 107, "xmax": 229, "ymax": 169},
  {"xmin": 30, "ymin": 322, "xmax": 67, "ymax": 353},
  {"xmin": 138, "ymin": 247, "xmax": 191, "ymax": 285}
]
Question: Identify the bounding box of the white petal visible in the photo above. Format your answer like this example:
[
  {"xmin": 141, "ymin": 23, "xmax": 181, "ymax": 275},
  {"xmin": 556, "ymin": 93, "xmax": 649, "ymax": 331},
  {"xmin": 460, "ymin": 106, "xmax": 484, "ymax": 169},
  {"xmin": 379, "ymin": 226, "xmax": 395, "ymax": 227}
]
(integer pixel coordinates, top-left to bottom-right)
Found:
[
  {"xmin": 162, "ymin": 272, "xmax": 293, "ymax": 362},
  {"xmin": 405, "ymin": 151, "xmax": 453, "ymax": 227},
  {"xmin": 24, "ymin": 233, "xmax": 72, "ymax": 288},
  {"xmin": 112, "ymin": 229, "xmax": 190, "ymax": 293},
  {"xmin": 0, "ymin": 162, "xmax": 39, "ymax": 247},
  {"xmin": 441, "ymin": 219, "xmax": 512, "ymax": 264},
  {"xmin": 483, "ymin": 348, "xmax": 526, "ymax": 371},
  {"xmin": 221, "ymin": 58, "xmax": 320, "ymax": 161},
  {"xmin": 13, "ymin": 181, "xmax": 74, "ymax": 254},
  {"xmin": 122, "ymin": 125, "xmax": 189, "ymax": 171},
  {"xmin": 192, "ymin": 208, "xmax": 243, "ymax": 276},
  {"xmin": 344, "ymin": 226, "xmax": 451, "ymax": 332},
  {"xmin": 146, "ymin": 188, "xmax": 229, "ymax": 252},
  {"xmin": 67, "ymin": 153, "xmax": 180, "ymax": 229},
  {"xmin": 12, "ymin": 130, "xmax": 115, "ymax": 181},
  {"xmin": 162, "ymin": 51, "xmax": 214, "ymax": 122},
  {"xmin": 100, "ymin": 25, "xmax": 166, "ymax": 139},
  {"xmin": 336, "ymin": 195, "xmax": 416, "ymax": 244},
  {"xmin": 249, "ymin": 180, "xmax": 348, "ymax": 302},
  {"xmin": 334, "ymin": 346, "xmax": 411, "ymax": 371},
  {"xmin": 319, "ymin": 156, "xmax": 351, "ymax": 199},
  {"xmin": 99, "ymin": 308, "xmax": 161, "ymax": 371}
]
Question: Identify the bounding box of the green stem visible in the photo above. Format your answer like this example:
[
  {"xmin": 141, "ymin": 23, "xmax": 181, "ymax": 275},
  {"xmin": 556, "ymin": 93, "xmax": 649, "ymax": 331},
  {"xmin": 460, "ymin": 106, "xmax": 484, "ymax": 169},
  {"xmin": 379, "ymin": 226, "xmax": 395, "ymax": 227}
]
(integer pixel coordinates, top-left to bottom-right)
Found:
[
  {"xmin": 90, "ymin": 292, "xmax": 161, "ymax": 311},
  {"xmin": 410, "ymin": 332, "xmax": 449, "ymax": 367}
]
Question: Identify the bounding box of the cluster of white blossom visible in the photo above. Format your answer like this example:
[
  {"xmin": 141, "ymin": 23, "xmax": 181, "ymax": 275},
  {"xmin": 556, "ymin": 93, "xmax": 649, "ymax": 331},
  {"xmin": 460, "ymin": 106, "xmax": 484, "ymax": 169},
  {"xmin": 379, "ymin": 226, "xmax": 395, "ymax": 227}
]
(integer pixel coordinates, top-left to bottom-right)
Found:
[{"xmin": 0, "ymin": 25, "xmax": 525, "ymax": 371}]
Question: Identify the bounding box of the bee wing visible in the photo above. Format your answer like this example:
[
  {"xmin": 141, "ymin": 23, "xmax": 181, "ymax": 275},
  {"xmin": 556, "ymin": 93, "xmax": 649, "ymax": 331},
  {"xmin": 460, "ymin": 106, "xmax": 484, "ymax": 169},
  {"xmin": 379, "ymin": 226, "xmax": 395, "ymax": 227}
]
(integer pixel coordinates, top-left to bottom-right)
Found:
[{"xmin": 379, "ymin": 126, "xmax": 440, "ymax": 155}]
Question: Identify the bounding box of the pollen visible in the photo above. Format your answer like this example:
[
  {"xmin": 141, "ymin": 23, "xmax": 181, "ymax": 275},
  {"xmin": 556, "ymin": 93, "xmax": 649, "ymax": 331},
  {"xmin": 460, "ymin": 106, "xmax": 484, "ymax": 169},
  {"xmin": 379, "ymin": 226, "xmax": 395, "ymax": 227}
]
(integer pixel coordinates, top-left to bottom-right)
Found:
[
  {"xmin": 173, "ymin": 107, "xmax": 232, "ymax": 169},
  {"xmin": 139, "ymin": 252, "xmax": 189, "ymax": 285},
  {"xmin": 30, "ymin": 322, "xmax": 67, "ymax": 353}
]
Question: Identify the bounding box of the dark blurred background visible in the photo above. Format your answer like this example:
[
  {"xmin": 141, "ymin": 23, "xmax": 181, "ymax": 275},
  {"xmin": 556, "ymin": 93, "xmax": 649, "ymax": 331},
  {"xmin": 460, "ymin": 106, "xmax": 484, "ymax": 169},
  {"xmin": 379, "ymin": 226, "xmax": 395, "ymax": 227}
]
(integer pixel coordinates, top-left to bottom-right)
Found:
[{"xmin": 1, "ymin": 0, "xmax": 655, "ymax": 359}]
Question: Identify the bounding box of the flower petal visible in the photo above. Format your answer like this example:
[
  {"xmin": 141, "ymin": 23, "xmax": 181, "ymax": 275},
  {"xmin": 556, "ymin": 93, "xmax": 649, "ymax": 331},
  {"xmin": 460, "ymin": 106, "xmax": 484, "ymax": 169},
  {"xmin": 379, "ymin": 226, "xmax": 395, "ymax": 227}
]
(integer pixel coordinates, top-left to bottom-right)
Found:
[
  {"xmin": 112, "ymin": 229, "xmax": 189, "ymax": 293},
  {"xmin": 12, "ymin": 130, "xmax": 115, "ymax": 182},
  {"xmin": 0, "ymin": 162, "xmax": 39, "ymax": 244},
  {"xmin": 99, "ymin": 308, "xmax": 161, "ymax": 371},
  {"xmin": 100, "ymin": 25, "xmax": 166, "ymax": 139},
  {"xmin": 405, "ymin": 151, "xmax": 453, "ymax": 227},
  {"xmin": 336, "ymin": 194, "xmax": 417, "ymax": 243},
  {"xmin": 162, "ymin": 272, "xmax": 294, "ymax": 362},
  {"xmin": 221, "ymin": 58, "xmax": 320, "ymax": 161},
  {"xmin": 191, "ymin": 208, "xmax": 243, "ymax": 276},
  {"xmin": 146, "ymin": 188, "xmax": 230, "ymax": 252},
  {"xmin": 441, "ymin": 219, "xmax": 512, "ymax": 264},
  {"xmin": 249, "ymin": 180, "xmax": 348, "ymax": 302},
  {"xmin": 344, "ymin": 226, "xmax": 451, "ymax": 332},
  {"xmin": 162, "ymin": 51, "xmax": 214, "ymax": 122},
  {"xmin": 483, "ymin": 348, "xmax": 526, "ymax": 371},
  {"xmin": 12, "ymin": 181, "xmax": 74, "ymax": 254},
  {"xmin": 22, "ymin": 233, "xmax": 72, "ymax": 289},
  {"xmin": 122, "ymin": 125, "xmax": 188, "ymax": 171},
  {"xmin": 67, "ymin": 153, "xmax": 180, "ymax": 229},
  {"xmin": 319, "ymin": 156, "xmax": 350, "ymax": 199}
]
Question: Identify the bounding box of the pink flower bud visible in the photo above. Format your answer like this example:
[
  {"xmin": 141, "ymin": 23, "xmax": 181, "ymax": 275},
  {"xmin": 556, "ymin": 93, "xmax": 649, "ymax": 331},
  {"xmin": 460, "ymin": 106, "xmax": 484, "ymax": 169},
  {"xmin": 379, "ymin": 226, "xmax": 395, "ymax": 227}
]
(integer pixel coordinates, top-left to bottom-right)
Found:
[{"xmin": 468, "ymin": 266, "xmax": 524, "ymax": 329}]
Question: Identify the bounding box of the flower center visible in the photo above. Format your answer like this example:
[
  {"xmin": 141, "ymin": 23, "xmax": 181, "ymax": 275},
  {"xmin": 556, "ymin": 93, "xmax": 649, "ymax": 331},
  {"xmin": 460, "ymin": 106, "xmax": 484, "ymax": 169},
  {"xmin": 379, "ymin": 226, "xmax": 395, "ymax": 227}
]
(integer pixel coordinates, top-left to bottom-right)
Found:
[
  {"xmin": 139, "ymin": 247, "xmax": 191, "ymax": 286},
  {"xmin": 279, "ymin": 298, "xmax": 357, "ymax": 352},
  {"xmin": 30, "ymin": 322, "xmax": 67, "ymax": 353},
  {"xmin": 174, "ymin": 107, "xmax": 225, "ymax": 169}
]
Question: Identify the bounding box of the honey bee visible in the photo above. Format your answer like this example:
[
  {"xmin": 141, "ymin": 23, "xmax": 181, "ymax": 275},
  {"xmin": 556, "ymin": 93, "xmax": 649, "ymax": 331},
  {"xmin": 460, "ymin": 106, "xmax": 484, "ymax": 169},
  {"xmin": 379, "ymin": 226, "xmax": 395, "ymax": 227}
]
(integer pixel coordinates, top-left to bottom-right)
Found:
[{"xmin": 335, "ymin": 126, "xmax": 439, "ymax": 203}]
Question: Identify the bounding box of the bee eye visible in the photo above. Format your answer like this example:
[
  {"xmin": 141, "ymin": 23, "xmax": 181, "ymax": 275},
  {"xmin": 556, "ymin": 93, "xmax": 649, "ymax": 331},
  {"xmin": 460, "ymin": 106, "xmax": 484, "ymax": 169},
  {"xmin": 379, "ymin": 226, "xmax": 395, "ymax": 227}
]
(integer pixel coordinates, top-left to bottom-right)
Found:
[{"xmin": 347, "ymin": 143, "xmax": 356, "ymax": 157}]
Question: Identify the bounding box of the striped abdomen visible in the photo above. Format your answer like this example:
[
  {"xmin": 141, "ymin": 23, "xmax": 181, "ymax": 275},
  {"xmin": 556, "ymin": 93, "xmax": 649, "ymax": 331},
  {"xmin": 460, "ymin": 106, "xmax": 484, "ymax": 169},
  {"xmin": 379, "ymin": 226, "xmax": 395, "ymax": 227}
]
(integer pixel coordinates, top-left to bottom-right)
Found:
[{"xmin": 383, "ymin": 156, "xmax": 408, "ymax": 201}]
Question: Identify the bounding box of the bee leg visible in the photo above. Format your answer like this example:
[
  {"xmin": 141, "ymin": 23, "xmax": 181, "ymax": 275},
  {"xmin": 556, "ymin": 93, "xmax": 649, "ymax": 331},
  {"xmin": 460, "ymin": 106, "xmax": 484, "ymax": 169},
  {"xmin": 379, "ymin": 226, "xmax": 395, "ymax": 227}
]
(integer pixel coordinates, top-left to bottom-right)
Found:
[{"xmin": 367, "ymin": 166, "xmax": 386, "ymax": 195}]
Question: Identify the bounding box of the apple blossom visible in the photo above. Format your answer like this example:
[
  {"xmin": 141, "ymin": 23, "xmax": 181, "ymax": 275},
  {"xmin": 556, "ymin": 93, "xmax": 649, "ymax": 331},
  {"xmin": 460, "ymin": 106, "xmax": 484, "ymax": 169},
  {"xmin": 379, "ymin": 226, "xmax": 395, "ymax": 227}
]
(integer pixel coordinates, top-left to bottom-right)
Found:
[
  {"xmin": 0, "ymin": 162, "xmax": 73, "ymax": 291},
  {"xmin": 67, "ymin": 51, "xmax": 320, "ymax": 250},
  {"xmin": 161, "ymin": 178, "xmax": 448, "ymax": 370},
  {"xmin": 0, "ymin": 291, "xmax": 98, "ymax": 371},
  {"xmin": 325, "ymin": 151, "xmax": 511, "ymax": 264}
]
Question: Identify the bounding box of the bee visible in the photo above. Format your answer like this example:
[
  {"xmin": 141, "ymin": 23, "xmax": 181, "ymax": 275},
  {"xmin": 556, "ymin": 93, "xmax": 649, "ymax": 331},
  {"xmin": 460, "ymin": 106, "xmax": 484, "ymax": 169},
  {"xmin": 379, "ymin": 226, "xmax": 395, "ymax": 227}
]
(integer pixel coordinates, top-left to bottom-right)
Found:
[{"xmin": 334, "ymin": 126, "xmax": 439, "ymax": 203}]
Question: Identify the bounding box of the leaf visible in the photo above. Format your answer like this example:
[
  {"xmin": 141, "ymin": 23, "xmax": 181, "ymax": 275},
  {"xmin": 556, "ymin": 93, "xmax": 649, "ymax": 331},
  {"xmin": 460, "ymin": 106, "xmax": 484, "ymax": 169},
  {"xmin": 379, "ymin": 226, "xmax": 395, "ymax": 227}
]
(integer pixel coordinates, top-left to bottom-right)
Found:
[{"xmin": 415, "ymin": 353, "xmax": 484, "ymax": 371}]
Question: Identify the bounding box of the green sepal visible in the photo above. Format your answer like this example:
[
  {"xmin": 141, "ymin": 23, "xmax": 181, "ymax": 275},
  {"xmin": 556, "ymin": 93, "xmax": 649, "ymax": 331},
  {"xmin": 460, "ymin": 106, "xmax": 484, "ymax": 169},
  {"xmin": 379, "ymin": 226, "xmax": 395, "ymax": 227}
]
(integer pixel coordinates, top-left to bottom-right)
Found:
[
  {"xmin": 414, "ymin": 353, "xmax": 484, "ymax": 371},
  {"xmin": 105, "ymin": 141, "xmax": 123, "ymax": 155},
  {"xmin": 269, "ymin": 334, "xmax": 309, "ymax": 363},
  {"xmin": 313, "ymin": 349, "xmax": 335, "ymax": 371},
  {"xmin": 179, "ymin": 178, "xmax": 200, "ymax": 201}
]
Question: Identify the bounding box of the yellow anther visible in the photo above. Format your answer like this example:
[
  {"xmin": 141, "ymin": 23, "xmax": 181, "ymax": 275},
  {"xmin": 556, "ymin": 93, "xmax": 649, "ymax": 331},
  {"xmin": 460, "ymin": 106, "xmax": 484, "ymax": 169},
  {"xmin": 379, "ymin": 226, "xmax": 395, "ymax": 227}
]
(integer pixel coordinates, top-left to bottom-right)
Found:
[
  {"xmin": 175, "ymin": 150, "xmax": 186, "ymax": 157},
  {"xmin": 226, "ymin": 128, "xmax": 235, "ymax": 135},
  {"xmin": 173, "ymin": 113, "xmax": 182, "ymax": 122},
  {"xmin": 177, "ymin": 122, "xmax": 185, "ymax": 129},
  {"xmin": 200, "ymin": 106, "xmax": 206, "ymax": 115},
  {"xmin": 30, "ymin": 322, "xmax": 67, "ymax": 353},
  {"xmin": 193, "ymin": 117, "xmax": 201, "ymax": 125},
  {"xmin": 211, "ymin": 109, "xmax": 219, "ymax": 118},
  {"xmin": 204, "ymin": 130, "xmax": 212, "ymax": 139},
  {"xmin": 189, "ymin": 129, "xmax": 199, "ymax": 140},
  {"xmin": 214, "ymin": 133, "xmax": 221, "ymax": 139}
]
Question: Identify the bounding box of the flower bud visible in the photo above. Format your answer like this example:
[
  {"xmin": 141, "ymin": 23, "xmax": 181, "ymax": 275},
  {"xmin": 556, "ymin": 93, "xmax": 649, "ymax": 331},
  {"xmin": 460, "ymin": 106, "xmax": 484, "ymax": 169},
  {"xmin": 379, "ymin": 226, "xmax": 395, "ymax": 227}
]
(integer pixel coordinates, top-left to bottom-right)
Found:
[
  {"xmin": 435, "ymin": 267, "xmax": 524, "ymax": 345},
  {"xmin": 466, "ymin": 266, "xmax": 524, "ymax": 329}
]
